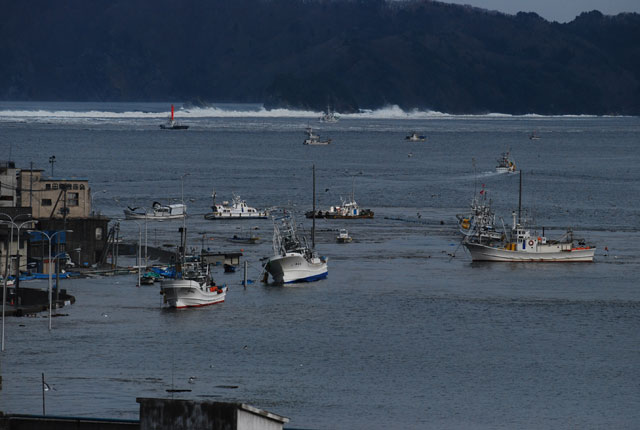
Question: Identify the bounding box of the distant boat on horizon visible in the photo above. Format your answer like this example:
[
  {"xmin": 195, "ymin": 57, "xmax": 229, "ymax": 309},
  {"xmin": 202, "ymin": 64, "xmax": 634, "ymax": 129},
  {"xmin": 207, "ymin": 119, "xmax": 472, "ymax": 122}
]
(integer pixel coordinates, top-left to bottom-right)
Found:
[{"xmin": 160, "ymin": 104, "xmax": 189, "ymax": 130}]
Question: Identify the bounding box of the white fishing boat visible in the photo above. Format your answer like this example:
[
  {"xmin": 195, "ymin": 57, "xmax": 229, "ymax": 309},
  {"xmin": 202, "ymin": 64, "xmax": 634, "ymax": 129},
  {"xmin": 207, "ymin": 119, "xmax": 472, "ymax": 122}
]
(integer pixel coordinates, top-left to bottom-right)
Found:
[
  {"xmin": 305, "ymin": 180, "xmax": 374, "ymax": 219},
  {"xmin": 264, "ymin": 165, "xmax": 328, "ymax": 284},
  {"xmin": 320, "ymin": 106, "xmax": 339, "ymax": 123},
  {"xmin": 160, "ymin": 230, "xmax": 227, "ymax": 308},
  {"xmin": 463, "ymin": 172, "xmax": 595, "ymax": 262},
  {"xmin": 336, "ymin": 229, "xmax": 352, "ymax": 243},
  {"xmin": 204, "ymin": 191, "xmax": 269, "ymax": 220},
  {"xmin": 495, "ymin": 151, "xmax": 516, "ymax": 173},
  {"xmin": 529, "ymin": 131, "xmax": 541, "ymax": 140},
  {"xmin": 124, "ymin": 202, "xmax": 186, "ymax": 220},
  {"xmin": 159, "ymin": 104, "xmax": 189, "ymax": 130},
  {"xmin": 160, "ymin": 265, "xmax": 227, "ymax": 308},
  {"xmin": 264, "ymin": 214, "xmax": 328, "ymax": 283},
  {"xmin": 303, "ymin": 127, "xmax": 331, "ymax": 145},
  {"xmin": 405, "ymin": 131, "xmax": 426, "ymax": 142}
]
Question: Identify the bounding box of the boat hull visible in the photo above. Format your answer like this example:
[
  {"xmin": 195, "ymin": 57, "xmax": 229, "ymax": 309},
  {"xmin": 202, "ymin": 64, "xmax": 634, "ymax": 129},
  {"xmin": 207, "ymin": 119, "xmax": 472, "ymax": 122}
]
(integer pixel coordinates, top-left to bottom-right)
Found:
[
  {"xmin": 204, "ymin": 212, "xmax": 268, "ymax": 220},
  {"xmin": 265, "ymin": 253, "xmax": 328, "ymax": 284},
  {"xmin": 464, "ymin": 242, "xmax": 595, "ymax": 262},
  {"xmin": 124, "ymin": 212, "xmax": 186, "ymax": 220},
  {"xmin": 160, "ymin": 280, "xmax": 227, "ymax": 308}
]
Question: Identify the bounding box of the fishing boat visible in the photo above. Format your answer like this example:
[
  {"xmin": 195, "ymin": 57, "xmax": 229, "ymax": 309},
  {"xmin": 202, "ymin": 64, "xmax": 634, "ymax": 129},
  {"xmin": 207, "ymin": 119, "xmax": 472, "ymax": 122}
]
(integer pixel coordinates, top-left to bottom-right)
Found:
[
  {"xmin": 320, "ymin": 106, "xmax": 339, "ymax": 123},
  {"xmin": 336, "ymin": 229, "xmax": 352, "ymax": 243},
  {"xmin": 529, "ymin": 131, "xmax": 540, "ymax": 140},
  {"xmin": 159, "ymin": 104, "xmax": 189, "ymax": 130},
  {"xmin": 303, "ymin": 127, "xmax": 331, "ymax": 145},
  {"xmin": 160, "ymin": 231, "xmax": 227, "ymax": 308},
  {"xmin": 124, "ymin": 202, "xmax": 186, "ymax": 220},
  {"xmin": 463, "ymin": 172, "xmax": 595, "ymax": 262},
  {"xmin": 495, "ymin": 151, "xmax": 517, "ymax": 173},
  {"xmin": 405, "ymin": 132, "xmax": 426, "ymax": 142},
  {"xmin": 263, "ymin": 214, "xmax": 328, "ymax": 283},
  {"xmin": 456, "ymin": 186, "xmax": 503, "ymax": 243},
  {"xmin": 204, "ymin": 191, "xmax": 269, "ymax": 220},
  {"xmin": 264, "ymin": 166, "xmax": 328, "ymax": 284},
  {"xmin": 305, "ymin": 180, "xmax": 373, "ymax": 219}
]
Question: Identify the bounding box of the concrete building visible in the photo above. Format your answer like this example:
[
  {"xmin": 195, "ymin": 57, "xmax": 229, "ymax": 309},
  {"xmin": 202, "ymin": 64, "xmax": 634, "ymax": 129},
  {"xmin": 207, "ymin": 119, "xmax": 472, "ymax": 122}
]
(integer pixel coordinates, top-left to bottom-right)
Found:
[
  {"xmin": 137, "ymin": 398, "xmax": 289, "ymax": 430},
  {"xmin": 18, "ymin": 169, "xmax": 92, "ymax": 219},
  {"xmin": 0, "ymin": 161, "xmax": 18, "ymax": 207}
]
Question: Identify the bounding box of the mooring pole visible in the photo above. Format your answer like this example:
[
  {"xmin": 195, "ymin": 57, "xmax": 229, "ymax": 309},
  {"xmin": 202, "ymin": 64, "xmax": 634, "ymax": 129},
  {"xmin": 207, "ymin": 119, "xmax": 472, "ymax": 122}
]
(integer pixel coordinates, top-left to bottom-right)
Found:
[
  {"xmin": 243, "ymin": 260, "xmax": 248, "ymax": 289},
  {"xmin": 42, "ymin": 373, "xmax": 46, "ymax": 415}
]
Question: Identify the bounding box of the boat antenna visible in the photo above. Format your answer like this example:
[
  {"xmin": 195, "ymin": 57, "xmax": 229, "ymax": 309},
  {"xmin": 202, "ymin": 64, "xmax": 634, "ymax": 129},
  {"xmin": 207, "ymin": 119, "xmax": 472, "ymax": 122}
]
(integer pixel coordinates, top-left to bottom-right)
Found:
[
  {"xmin": 518, "ymin": 170, "xmax": 522, "ymax": 225},
  {"xmin": 472, "ymin": 157, "xmax": 477, "ymax": 197},
  {"xmin": 312, "ymin": 164, "xmax": 316, "ymax": 249}
]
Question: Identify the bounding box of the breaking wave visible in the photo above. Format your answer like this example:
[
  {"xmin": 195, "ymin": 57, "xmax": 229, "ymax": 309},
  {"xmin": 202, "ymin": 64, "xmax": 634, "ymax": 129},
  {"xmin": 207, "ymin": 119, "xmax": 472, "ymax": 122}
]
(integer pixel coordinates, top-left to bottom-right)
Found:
[{"xmin": 0, "ymin": 102, "xmax": 605, "ymax": 122}]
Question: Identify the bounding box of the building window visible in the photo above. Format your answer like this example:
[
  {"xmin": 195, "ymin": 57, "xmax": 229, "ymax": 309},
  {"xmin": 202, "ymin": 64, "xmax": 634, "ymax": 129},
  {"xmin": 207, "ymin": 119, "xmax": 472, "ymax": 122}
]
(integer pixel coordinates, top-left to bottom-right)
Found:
[
  {"xmin": 67, "ymin": 192, "xmax": 79, "ymax": 206},
  {"xmin": 80, "ymin": 184, "xmax": 85, "ymax": 190},
  {"xmin": 45, "ymin": 183, "xmax": 51, "ymax": 190},
  {"xmin": 42, "ymin": 199, "xmax": 52, "ymax": 206},
  {"xmin": 95, "ymin": 227, "xmax": 103, "ymax": 240},
  {"xmin": 73, "ymin": 184, "xmax": 78, "ymax": 190},
  {"xmin": 52, "ymin": 183, "xmax": 58, "ymax": 190}
]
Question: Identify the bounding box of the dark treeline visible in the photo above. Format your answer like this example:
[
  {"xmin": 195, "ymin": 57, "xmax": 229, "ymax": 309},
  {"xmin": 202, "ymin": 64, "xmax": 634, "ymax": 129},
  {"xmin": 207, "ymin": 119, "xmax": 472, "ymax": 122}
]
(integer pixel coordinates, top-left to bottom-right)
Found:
[{"xmin": 2, "ymin": 0, "xmax": 639, "ymax": 114}]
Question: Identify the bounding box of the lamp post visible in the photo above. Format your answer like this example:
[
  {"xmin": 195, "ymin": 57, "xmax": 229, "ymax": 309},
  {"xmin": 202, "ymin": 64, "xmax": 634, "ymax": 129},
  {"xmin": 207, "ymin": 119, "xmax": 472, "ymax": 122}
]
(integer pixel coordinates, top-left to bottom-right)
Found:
[
  {"xmin": 1, "ymin": 213, "xmax": 33, "ymax": 352},
  {"xmin": 91, "ymin": 190, "xmax": 107, "ymax": 215},
  {"xmin": 27, "ymin": 229, "xmax": 73, "ymax": 331},
  {"xmin": 48, "ymin": 155, "xmax": 56, "ymax": 177},
  {"xmin": 131, "ymin": 221, "xmax": 143, "ymax": 287}
]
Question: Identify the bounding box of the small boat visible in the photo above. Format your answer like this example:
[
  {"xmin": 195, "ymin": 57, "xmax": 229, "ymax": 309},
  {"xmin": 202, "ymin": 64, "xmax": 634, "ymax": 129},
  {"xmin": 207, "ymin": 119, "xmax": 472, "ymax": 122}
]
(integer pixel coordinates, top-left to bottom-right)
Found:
[
  {"xmin": 160, "ymin": 230, "xmax": 227, "ymax": 308},
  {"xmin": 303, "ymin": 127, "xmax": 331, "ymax": 145},
  {"xmin": 405, "ymin": 132, "xmax": 426, "ymax": 142},
  {"xmin": 306, "ymin": 181, "xmax": 373, "ymax": 219},
  {"xmin": 124, "ymin": 201, "xmax": 187, "ymax": 220},
  {"xmin": 529, "ymin": 131, "xmax": 541, "ymax": 140},
  {"xmin": 160, "ymin": 105, "xmax": 189, "ymax": 130},
  {"xmin": 463, "ymin": 172, "xmax": 595, "ymax": 262},
  {"xmin": 320, "ymin": 105, "xmax": 339, "ymax": 123},
  {"xmin": 495, "ymin": 151, "xmax": 517, "ymax": 173},
  {"xmin": 227, "ymin": 233, "xmax": 261, "ymax": 244},
  {"xmin": 336, "ymin": 229, "xmax": 352, "ymax": 243},
  {"xmin": 204, "ymin": 191, "xmax": 269, "ymax": 220}
]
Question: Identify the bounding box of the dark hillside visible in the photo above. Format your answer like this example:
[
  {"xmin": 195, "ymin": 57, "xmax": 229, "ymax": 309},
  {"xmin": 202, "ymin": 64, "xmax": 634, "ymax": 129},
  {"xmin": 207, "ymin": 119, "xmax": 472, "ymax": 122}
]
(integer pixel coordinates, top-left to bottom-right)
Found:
[{"xmin": 1, "ymin": 0, "xmax": 638, "ymax": 114}]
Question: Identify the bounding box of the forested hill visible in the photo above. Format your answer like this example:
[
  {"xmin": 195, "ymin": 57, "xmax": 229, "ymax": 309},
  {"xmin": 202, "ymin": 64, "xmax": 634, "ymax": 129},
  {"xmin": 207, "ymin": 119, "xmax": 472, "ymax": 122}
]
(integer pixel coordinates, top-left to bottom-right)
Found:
[{"xmin": 2, "ymin": 0, "xmax": 639, "ymax": 115}]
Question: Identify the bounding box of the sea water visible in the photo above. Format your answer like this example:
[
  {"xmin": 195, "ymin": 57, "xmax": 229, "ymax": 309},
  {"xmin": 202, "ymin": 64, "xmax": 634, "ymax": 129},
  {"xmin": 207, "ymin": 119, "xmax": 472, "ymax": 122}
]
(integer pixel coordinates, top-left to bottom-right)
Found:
[{"xmin": 0, "ymin": 102, "xmax": 639, "ymax": 429}]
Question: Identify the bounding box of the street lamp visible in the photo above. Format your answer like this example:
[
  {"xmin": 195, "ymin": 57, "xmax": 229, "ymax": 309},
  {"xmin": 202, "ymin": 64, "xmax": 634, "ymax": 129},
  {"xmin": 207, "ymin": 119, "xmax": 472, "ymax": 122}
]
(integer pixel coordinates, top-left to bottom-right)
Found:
[
  {"xmin": 27, "ymin": 229, "xmax": 73, "ymax": 331},
  {"xmin": 91, "ymin": 190, "xmax": 107, "ymax": 215},
  {"xmin": 48, "ymin": 155, "xmax": 56, "ymax": 177},
  {"xmin": 131, "ymin": 220, "xmax": 143, "ymax": 287},
  {"xmin": 1, "ymin": 213, "xmax": 33, "ymax": 352}
]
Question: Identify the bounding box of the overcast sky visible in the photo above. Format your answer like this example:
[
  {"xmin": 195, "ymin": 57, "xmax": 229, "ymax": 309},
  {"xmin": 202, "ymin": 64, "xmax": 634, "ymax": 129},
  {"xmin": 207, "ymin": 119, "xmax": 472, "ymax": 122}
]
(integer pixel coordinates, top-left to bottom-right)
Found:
[{"xmin": 441, "ymin": 0, "xmax": 640, "ymax": 23}]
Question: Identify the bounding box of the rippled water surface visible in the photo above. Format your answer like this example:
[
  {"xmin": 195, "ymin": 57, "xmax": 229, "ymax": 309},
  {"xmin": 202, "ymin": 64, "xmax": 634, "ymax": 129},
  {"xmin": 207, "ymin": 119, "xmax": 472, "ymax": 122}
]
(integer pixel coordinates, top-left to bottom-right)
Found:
[{"xmin": 1, "ymin": 103, "xmax": 639, "ymax": 429}]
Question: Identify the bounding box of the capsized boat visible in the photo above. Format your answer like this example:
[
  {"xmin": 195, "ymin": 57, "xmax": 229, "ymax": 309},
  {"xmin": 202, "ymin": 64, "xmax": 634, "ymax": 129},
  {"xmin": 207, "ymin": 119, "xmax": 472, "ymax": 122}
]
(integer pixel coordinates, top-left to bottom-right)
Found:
[
  {"xmin": 204, "ymin": 191, "xmax": 269, "ymax": 220},
  {"xmin": 463, "ymin": 173, "xmax": 595, "ymax": 262},
  {"xmin": 124, "ymin": 201, "xmax": 186, "ymax": 220},
  {"xmin": 303, "ymin": 127, "xmax": 331, "ymax": 145},
  {"xmin": 160, "ymin": 104, "xmax": 189, "ymax": 130},
  {"xmin": 405, "ymin": 132, "xmax": 426, "ymax": 142},
  {"xmin": 496, "ymin": 151, "xmax": 516, "ymax": 173},
  {"xmin": 336, "ymin": 228, "xmax": 352, "ymax": 243}
]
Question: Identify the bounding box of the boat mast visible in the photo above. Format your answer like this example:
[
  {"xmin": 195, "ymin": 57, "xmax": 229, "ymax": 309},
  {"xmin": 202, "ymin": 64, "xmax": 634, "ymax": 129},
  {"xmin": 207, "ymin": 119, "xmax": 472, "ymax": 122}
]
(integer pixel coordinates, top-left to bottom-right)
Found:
[
  {"xmin": 518, "ymin": 170, "xmax": 522, "ymax": 225},
  {"xmin": 312, "ymin": 164, "xmax": 316, "ymax": 249}
]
